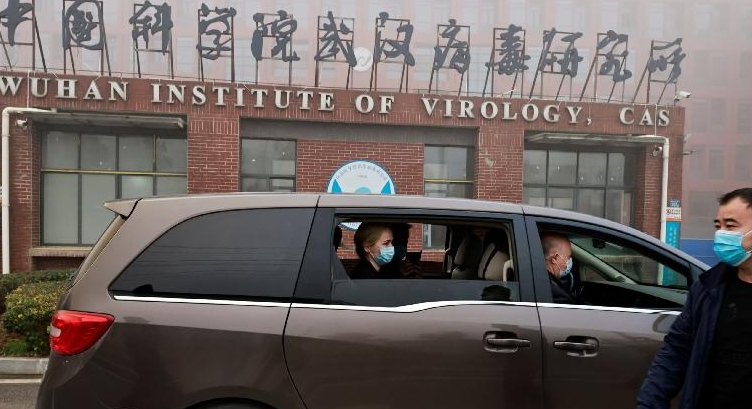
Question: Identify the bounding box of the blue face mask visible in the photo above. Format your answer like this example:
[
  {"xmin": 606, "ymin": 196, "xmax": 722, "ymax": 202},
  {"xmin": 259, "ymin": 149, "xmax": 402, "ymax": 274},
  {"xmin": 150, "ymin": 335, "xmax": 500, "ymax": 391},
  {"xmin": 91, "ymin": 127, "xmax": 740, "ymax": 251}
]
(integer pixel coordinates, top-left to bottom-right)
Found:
[
  {"xmin": 714, "ymin": 229, "xmax": 752, "ymax": 266},
  {"xmin": 559, "ymin": 257, "xmax": 573, "ymax": 278},
  {"xmin": 373, "ymin": 246, "xmax": 395, "ymax": 266},
  {"xmin": 393, "ymin": 245, "xmax": 407, "ymax": 261}
]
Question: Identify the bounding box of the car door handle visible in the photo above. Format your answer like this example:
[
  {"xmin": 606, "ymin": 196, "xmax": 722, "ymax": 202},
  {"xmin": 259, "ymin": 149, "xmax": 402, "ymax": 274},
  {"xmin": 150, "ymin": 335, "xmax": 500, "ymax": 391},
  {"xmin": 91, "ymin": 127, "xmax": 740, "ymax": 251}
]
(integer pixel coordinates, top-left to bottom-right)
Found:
[
  {"xmin": 553, "ymin": 341, "xmax": 596, "ymax": 351},
  {"xmin": 553, "ymin": 336, "xmax": 599, "ymax": 357},
  {"xmin": 483, "ymin": 332, "xmax": 531, "ymax": 353},
  {"xmin": 486, "ymin": 338, "xmax": 532, "ymax": 348}
]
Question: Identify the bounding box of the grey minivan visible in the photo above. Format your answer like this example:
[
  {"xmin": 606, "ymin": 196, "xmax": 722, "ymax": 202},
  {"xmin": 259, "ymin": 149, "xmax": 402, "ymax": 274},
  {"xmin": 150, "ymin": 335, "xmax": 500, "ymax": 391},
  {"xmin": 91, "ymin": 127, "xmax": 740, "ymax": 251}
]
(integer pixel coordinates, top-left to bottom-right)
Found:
[{"xmin": 37, "ymin": 193, "xmax": 708, "ymax": 409}]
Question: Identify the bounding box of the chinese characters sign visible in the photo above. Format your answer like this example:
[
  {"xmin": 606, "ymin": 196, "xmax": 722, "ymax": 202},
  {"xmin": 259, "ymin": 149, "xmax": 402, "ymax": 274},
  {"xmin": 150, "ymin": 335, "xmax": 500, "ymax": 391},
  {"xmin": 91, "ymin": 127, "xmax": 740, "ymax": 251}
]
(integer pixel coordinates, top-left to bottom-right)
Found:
[{"xmin": 0, "ymin": 1, "xmax": 687, "ymax": 104}]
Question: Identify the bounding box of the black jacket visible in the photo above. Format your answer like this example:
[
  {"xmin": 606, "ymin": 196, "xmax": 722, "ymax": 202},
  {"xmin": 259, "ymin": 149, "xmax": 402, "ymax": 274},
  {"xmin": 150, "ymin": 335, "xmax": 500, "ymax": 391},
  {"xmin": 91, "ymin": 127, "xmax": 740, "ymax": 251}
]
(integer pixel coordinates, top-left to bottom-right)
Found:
[
  {"xmin": 636, "ymin": 262, "xmax": 733, "ymax": 409},
  {"xmin": 549, "ymin": 273, "xmax": 576, "ymax": 303}
]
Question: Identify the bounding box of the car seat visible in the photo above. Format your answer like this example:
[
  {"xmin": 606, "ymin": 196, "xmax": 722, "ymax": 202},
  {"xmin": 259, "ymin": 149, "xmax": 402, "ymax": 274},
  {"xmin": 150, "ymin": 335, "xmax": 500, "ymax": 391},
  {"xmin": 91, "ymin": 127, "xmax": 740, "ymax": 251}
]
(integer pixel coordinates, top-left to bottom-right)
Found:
[
  {"xmin": 450, "ymin": 233, "xmax": 482, "ymax": 279},
  {"xmin": 478, "ymin": 229, "xmax": 510, "ymax": 280}
]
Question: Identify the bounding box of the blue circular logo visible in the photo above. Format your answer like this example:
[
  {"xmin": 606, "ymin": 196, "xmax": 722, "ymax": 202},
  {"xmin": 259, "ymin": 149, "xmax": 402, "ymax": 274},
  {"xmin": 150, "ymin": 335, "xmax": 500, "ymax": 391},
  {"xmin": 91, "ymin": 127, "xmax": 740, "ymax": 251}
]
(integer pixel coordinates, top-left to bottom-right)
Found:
[
  {"xmin": 327, "ymin": 160, "xmax": 396, "ymax": 230},
  {"xmin": 327, "ymin": 160, "xmax": 396, "ymax": 195}
]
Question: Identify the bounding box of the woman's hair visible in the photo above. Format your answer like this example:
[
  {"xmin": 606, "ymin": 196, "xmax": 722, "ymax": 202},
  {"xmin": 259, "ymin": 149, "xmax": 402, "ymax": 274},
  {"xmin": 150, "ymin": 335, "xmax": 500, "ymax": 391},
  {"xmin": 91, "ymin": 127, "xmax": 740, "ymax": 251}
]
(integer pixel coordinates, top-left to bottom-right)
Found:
[{"xmin": 354, "ymin": 222, "xmax": 391, "ymax": 260}]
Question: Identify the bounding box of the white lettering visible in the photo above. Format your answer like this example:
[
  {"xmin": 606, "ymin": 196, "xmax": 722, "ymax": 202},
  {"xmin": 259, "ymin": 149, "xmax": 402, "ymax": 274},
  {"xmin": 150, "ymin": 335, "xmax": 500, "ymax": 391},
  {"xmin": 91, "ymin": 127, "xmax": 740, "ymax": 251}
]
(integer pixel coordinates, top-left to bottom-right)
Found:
[
  {"xmin": 297, "ymin": 91, "xmax": 314, "ymax": 110},
  {"xmin": 167, "ymin": 84, "xmax": 185, "ymax": 104},
  {"xmin": 83, "ymin": 80, "xmax": 103, "ymax": 100},
  {"xmin": 657, "ymin": 109, "xmax": 670, "ymax": 127},
  {"xmin": 109, "ymin": 81, "xmax": 128, "ymax": 101},
  {"xmin": 56, "ymin": 79, "xmax": 77, "ymax": 99},
  {"xmin": 502, "ymin": 102, "xmax": 518, "ymax": 120},
  {"xmin": 0, "ymin": 76, "xmax": 22, "ymax": 96},
  {"xmin": 151, "ymin": 84, "xmax": 161, "ymax": 102},
  {"xmin": 619, "ymin": 107, "xmax": 634, "ymax": 125},
  {"xmin": 443, "ymin": 99, "xmax": 453, "ymax": 118},
  {"xmin": 639, "ymin": 109, "xmax": 654, "ymax": 126},
  {"xmin": 421, "ymin": 98, "xmax": 439, "ymax": 116},
  {"xmin": 29, "ymin": 77, "xmax": 49, "ymax": 98},
  {"xmin": 250, "ymin": 89, "xmax": 267, "ymax": 108},
  {"xmin": 192, "ymin": 85, "xmax": 207, "ymax": 105},
  {"xmin": 566, "ymin": 106, "xmax": 583, "ymax": 124},
  {"xmin": 212, "ymin": 86, "xmax": 229, "ymax": 106},
  {"xmin": 235, "ymin": 87, "xmax": 245, "ymax": 107},
  {"xmin": 459, "ymin": 100, "xmax": 475, "ymax": 118},
  {"xmin": 319, "ymin": 92, "xmax": 335, "ymax": 111},
  {"xmin": 355, "ymin": 94, "xmax": 374, "ymax": 113},
  {"xmin": 379, "ymin": 95, "xmax": 394, "ymax": 114},
  {"xmin": 521, "ymin": 103, "xmax": 539, "ymax": 122},
  {"xmin": 480, "ymin": 101, "xmax": 498, "ymax": 119},
  {"xmin": 274, "ymin": 89, "xmax": 292, "ymax": 109},
  {"xmin": 543, "ymin": 105, "xmax": 559, "ymax": 122}
]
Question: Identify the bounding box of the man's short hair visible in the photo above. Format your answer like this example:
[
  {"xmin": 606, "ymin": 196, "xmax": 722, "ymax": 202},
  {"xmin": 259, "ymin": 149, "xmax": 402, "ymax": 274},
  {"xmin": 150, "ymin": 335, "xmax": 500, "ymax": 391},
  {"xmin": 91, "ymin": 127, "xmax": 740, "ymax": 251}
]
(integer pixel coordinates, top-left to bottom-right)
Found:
[
  {"xmin": 719, "ymin": 188, "xmax": 752, "ymax": 208},
  {"xmin": 540, "ymin": 233, "xmax": 567, "ymax": 258}
]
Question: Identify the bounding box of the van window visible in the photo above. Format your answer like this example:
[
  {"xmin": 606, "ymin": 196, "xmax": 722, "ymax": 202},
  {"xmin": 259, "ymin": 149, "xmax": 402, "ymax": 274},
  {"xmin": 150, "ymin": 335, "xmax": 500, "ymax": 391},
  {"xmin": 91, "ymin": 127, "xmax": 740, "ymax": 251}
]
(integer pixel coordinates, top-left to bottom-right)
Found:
[
  {"xmin": 332, "ymin": 218, "xmax": 520, "ymax": 307},
  {"xmin": 536, "ymin": 225, "xmax": 690, "ymax": 309},
  {"xmin": 110, "ymin": 208, "xmax": 314, "ymax": 301}
]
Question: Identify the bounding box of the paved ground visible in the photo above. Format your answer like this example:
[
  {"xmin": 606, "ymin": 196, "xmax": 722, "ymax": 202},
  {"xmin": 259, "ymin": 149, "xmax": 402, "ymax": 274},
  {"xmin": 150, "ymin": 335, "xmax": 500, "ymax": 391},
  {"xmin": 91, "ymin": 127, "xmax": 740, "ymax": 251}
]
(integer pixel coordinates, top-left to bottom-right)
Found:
[{"xmin": 0, "ymin": 377, "xmax": 40, "ymax": 409}]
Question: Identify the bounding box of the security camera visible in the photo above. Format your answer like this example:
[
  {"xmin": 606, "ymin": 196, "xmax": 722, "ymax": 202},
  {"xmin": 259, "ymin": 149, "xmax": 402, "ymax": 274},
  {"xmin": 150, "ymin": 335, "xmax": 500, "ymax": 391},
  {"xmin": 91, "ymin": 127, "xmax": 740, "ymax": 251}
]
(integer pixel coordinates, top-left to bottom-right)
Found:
[
  {"xmin": 652, "ymin": 146, "xmax": 663, "ymax": 157},
  {"xmin": 15, "ymin": 119, "xmax": 27, "ymax": 127},
  {"xmin": 674, "ymin": 91, "xmax": 691, "ymax": 101}
]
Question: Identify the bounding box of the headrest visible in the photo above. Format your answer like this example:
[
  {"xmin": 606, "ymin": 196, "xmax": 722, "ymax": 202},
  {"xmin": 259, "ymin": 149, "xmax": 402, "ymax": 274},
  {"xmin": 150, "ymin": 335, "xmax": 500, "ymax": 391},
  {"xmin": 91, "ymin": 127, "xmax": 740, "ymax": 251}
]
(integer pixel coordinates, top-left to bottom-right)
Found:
[
  {"xmin": 454, "ymin": 234, "xmax": 482, "ymax": 269},
  {"xmin": 484, "ymin": 251, "xmax": 510, "ymax": 281}
]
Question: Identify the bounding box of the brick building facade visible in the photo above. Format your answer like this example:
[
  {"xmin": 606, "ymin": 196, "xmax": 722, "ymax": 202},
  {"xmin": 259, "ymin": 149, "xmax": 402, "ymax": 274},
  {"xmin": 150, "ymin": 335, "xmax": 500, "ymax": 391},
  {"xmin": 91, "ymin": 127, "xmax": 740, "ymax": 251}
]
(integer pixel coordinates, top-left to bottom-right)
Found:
[{"xmin": 0, "ymin": 72, "xmax": 684, "ymax": 272}]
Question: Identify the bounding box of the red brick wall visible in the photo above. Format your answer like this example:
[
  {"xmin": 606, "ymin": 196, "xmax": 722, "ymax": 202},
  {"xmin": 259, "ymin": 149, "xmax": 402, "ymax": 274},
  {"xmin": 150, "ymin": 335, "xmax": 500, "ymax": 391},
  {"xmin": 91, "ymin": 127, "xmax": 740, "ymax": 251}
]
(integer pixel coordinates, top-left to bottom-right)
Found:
[
  {"xmin": 296, "ymin": 139, "xmax": 424, "ymax": 195},
  {"xmin": 0, "ymin": 71, "xmax": 685, "ymax": 271},
  {"xmin": 188, "ymin": 116, "xmax": 240, "ymax": 193},
  {"xmin": 7, "ymin": 120, "xmax": 34, "ymax": 271}
]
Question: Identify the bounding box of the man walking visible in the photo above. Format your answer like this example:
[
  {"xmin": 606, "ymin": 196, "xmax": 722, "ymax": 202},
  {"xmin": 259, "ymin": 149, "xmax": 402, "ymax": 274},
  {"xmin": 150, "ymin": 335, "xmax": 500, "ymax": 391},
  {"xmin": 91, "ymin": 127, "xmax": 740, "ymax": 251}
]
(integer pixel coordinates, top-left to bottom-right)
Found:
[{"xmin": 637, "ymin": 188, "xmax": 752, "ymax": 409}]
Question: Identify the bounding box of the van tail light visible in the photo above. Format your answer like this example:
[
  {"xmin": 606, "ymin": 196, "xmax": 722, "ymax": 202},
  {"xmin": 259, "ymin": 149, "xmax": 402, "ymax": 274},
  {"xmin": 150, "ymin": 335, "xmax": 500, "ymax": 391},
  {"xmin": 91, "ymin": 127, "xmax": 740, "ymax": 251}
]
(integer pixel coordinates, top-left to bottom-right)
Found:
[{"xmin": 50, "ymin": 310, "xmax": 114, "ymax": 356}]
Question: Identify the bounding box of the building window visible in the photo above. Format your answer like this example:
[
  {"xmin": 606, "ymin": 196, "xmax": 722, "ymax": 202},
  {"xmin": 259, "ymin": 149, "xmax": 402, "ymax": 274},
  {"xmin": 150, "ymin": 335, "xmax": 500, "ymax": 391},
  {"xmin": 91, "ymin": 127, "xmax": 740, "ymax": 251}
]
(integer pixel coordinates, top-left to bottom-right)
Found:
[
  {"xmin": 710, "ymin": 98, "xmax": 727, "ymax": 131},
  {"xmin": 424, "ymin": 145, "xmax": 474, "ymax": 248},
  {"xmin": 743, "ymin": 5, "xmax": 752, "ymax": 36},
  {"xmin": 424, "ymin": 146, "xmax": 474, "ymax": 199},
  {"xmin": 735, "ymin": 146, "xmax": 752, "ymax": 181},
  {"xmin": 691, "ymin": 100, "xmax": 709, "ymax": 133},
  {"xmin": 467, "ymin": 47, "xmax": 489, "ymax": 95},
  {"xmin": 738, "ymin": 102, "xmax": 752, "ymax": 134},
  {"xmin": 241, "ymin": 139, "xmax": 296, "ymax": 192},
  {"xmin": 41, "ymin": 131, "xmax": 187, "ymax": 245},
  {"xmin": 176, "ymin": 37, "xmax": 194, "ymax": 76},
  {"xmin": 231, "ymin": 38, "xmax": 257, "ymax": 83},
  {"xmin": 695, "ymin": 3, "xmax": 730, "ymax": 38},
  {"xmin": 273, "ymin": 43, "xmax": 308, "ymax": 83},
  {"xmin": 555, "ymin": 1, "xmax": 574, "ymax": 32},
  {"xmin": 688, "ymin": 146, "xmax": 706, "ymax": 180},
  {"xmin": 693, "ymin": 50, "xmax": 710, "ymax": 86},
  {"xmin": 710, "ymin": 53, "xmax": 729, "ymax": 87},
  {"xmin": 708, "ymin": 149, "xmax": 725, "ymax": 180},
  {"xmin": 741, "ymin": 52, "xmax": 752, "ymax": 80},
  {"xmin": 523, "ymin": 149, "xmax": 635, "ymax": 226}
]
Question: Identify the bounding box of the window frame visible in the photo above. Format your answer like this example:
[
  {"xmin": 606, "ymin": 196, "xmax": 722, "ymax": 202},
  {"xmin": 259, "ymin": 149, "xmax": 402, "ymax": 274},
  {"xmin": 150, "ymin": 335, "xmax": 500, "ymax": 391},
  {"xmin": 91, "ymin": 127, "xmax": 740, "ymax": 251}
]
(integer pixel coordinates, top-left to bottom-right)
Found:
[{"xmin": 40, "ymin": 127, "xmax": 187, "ymax": 246}]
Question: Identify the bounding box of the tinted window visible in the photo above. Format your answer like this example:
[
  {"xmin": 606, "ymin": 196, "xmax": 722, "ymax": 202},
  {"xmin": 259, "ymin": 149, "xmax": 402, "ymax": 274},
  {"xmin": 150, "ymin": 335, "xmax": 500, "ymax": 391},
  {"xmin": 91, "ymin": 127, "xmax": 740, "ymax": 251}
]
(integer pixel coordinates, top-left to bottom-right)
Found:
[{"xmin": 110, "ymin": 208, "xmax": 314, "ymax": 300}]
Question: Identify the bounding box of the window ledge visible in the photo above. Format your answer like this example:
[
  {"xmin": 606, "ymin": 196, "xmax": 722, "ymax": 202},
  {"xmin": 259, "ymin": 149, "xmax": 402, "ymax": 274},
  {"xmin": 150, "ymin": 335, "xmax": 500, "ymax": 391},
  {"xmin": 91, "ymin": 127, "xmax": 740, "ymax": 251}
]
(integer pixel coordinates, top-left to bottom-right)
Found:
[{"xmin": 29, "ymin": 246, "xmax": 91, "ymax": 258}]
